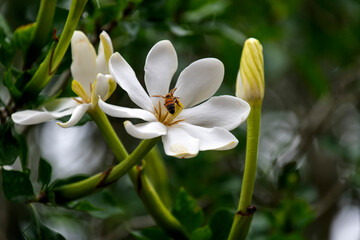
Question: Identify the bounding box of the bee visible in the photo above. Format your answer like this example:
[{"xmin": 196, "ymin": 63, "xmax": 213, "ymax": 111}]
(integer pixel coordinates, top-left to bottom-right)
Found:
[{"xmin": 152, "ymin": 88, "xmax": 181, "ymax": 114}]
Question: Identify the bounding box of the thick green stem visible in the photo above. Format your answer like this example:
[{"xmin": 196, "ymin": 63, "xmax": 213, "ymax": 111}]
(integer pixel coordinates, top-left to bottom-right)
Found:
[
  {"xmin": 22, "ymin": 0, "xmax": 88, "ymax": 97},
  {"xmin": 144, "ymin": 147, "xmax": 172, "ymax": 207},
  {"xmin": 228, "ymin": 102, "xmax": 262, "ymax": 240},
  {"xmin": 25, "ymin": 0, "xmax": 57, "ymax": 68},
  {"xmin": 89, "ymin": 106, "xmax": 188, "ymax": 239},
  {"xmin": 51, "ymin": 137, "xmax": 160, "ymax": 203}
]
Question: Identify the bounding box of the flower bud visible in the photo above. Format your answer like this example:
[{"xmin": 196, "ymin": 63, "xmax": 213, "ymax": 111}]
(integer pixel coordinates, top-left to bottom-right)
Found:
[{"xmin": 236, "ymin": 38, "xmax": 264, "ymax": 103}]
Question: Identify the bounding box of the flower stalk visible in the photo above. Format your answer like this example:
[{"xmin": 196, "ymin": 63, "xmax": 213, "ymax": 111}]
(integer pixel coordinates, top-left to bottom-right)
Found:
[
  {"xmin": 228, "ymin": 38, "xmax": 264, "ymax": 240},
  {"xmin": 22, "ymin": 0, "xmax": 88, "ymax": 98},
  {"xmin": 227, "ymin": 102, "xmax": 262, "ymax": 240},
  {"xmin": 89, "ymin": 105, "xmax": 189, "ymax": 239},
  {"xmin": 51, "ymin": 136, "xmax": 160, "ymax": 203},
  {"xmin": 24, "ymin": 0, "xmax": 56, "ymax": 69}
]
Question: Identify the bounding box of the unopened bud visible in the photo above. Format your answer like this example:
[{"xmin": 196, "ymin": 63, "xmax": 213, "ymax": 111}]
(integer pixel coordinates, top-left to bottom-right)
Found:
[{"xmin": 236, "ymin": 38, "xmax": 264, "ymax": 103}]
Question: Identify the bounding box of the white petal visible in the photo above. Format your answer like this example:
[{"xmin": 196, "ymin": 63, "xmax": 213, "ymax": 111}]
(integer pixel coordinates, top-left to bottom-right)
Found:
[
  {"xmin": 162, "ymin": 126, "xmax": 199, "ymax": 159},
  {"xmin": 179, "ymin": 95, "xmax": 250, "ymax": 131},
  {"xmin": 70, "ymin": 31, "xmax": 97, "ymax": 96},
  {"xmin": 177, "ymin": 122, "xmax": 238, "ymax": 151},
  {"xmin": 109, "ymin": 53, "xmax": 153, "ymax": 112},
  {"xmin": 98, "ymin": 98, "xmax": 157, "ymax": 122},
  {"xmin": 175, "ymin": 58, "xmax": 224, "ymax": 108},
  {"xmin": 145, "ymin": 40, "xmax": 177, "ymax": 99},
  {"xmin": 43, "ymin": 98, "xmax": 79, "ymax": 112},
  {"xmin": 124, "ymin": 121, "xmax": 167, "ymax": 139},
  {"xmin": 12, "ymin": 108, "xmax": 74, "ymax": 125},
  {"xmin": 94, "ymin": 73, "xmax": 110, "ymax": 99},
  {"xmin": 57, "ymin": 104, "xmax": 90, "ymax": 128},
  {"xmin": 96, "ymin": 31, "xmax": 113, "ymax": 75}
]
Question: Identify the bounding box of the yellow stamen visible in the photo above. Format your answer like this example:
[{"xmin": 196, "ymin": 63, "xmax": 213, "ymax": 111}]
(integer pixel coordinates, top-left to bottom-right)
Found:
[{"xmin": 72, "ymin": 80, "xmax": 90, "ymax": 103}]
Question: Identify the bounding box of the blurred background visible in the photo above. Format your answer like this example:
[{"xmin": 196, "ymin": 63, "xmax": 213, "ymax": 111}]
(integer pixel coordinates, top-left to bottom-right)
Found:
[{"xmin": 1, "ymin": 0, "xmax": 360, "ymax": 239}]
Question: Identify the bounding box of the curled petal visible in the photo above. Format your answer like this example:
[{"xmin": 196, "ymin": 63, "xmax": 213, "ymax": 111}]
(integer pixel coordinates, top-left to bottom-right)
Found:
[
  {"xmin": 162, "ymin": 126, "xmax": 199, "ymax": 159},
  {"xmin": 179, "ymin": 95, "xmax": 250, "ymax": 131},
  {"xmin": 12, "ymin": 108, "xmax": 74, "ymax": 125},
  {"xmin": 96, "ymin": 31, "xmax": 113, "ymax": 75},
  {"xmin": 98, "ymin": 99, "xmax": 157, "ymax": 122},
  {"xmin": 57, "ymin": 104, "xmax": 90, "ymax": 128},
  {"xmin": 175, "ymin": 58, "xmax": 224, "ymax": 108},
  {"xmin": 91, "ymin": 74, "xmax": 116, "ymax": 104},
  {"xmin": 145, "ymin": 40, "xmax": 177, "ymax": 99},
  {"xmin": 70, "ymin": 31, "xmax": 97, "ymax": 96},
  {"xmin": 109, "ymin": 53, "xmax": 153, "ymax": 112},
  {"xmin": 177, "ymin": 122, "xmax": 238, "ymax": 151},
  {"xmin": 124, "ymin": 121, "xmax": 167, "ymax": 139}
]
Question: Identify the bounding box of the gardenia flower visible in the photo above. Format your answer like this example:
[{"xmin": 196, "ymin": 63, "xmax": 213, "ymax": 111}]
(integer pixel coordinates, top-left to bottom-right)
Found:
[
  {"xmin": 12, "ymin": 31, "xmax": 116, "ymax": 127},
  {"xmin": 99, "ymin": 40, "xmax": 251, "ymax": 158}
]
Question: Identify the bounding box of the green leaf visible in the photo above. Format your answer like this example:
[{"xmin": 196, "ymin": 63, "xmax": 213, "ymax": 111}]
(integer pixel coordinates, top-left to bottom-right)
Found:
[
  {"xmin": 172, "ymin": 187, "xmax": 204, "ymax": 233},
  {"xmin": 13, "ymin": 23, "xmax": 36, "ymax": 57},
  {"xmin": 14, "ymin": 131, "xmax": 28, "ymax": 170},
  {"xmin": 23, "ymin": 206, "xmax": 65, "ymax": 240},
  {"xmin": 190, "ymin": 226, "xmax": 212, "ymax": 240},
  {"xmin": 70, "ymin": 190, "xmax": 124, "ymax": 219},
  {"xmin": 2, "ymin": 69, "xmax": 22, "ymax": 100},
  {"xmin": 209, "ymin": 209, "xmax": 234, "ymax": 240},
  {"xmin": 1, "ymin": 169, "xmax": 35, "ymax": 202},
  {"xmin": 38, "ymin": 158, "xmax": 52, "ymax": 188},
  {"xmin": 132, "ymin": 227, "xmax": 170, "ymax": 240},
  {"xmin": 0, "ymin": 122, "xmax": 20, "ymax": 166}
]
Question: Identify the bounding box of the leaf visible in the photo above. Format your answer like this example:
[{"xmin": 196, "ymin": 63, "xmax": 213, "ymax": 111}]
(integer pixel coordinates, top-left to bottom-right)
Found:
[
  {"xmin": 132, "ymin": 227, "xmax": 170, "ymax": 240},
  {"xmin": 0, "ymin": 122, "xmax": 20, "ymax": 166},
  {"xmin": 190, "ymin": 226, "xmax": 212, "ymax": 240},
  {"xmin": 2, "ymin": 69, "xmax": 22, "ymax": 99},
  {"xmin": 209, "ymin": 209, "xmax": 234, "ymax": 240},
  {"xmin": 38, "ymin": 158, "xmax": 52, "ymax": 188},
  {"xmin": 1, "ymin": 169, "xmax": 35, "ymax": 202},
  {"xmin": 23, "ymin": 206, "xmax": 65, "ymax": 240},
  {"xmin": 13, "ymin": 23, "xmax": 36, "ymax": 57},
  {"xmin": 70, "ymin": 190, "xmax": 124, "ymax": 219},
  {"xmin": 172, "ymin": 188, "xmax": 204, "ymax": 233},
  {"xmin": 14, "ymin": 130, "xmax": 28, "ymax": 170}
]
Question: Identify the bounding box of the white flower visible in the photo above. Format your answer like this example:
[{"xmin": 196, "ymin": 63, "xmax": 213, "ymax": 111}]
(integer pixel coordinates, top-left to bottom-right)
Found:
[
  {"xmin": 12, "ymin": 31, "xmax": 116, "ymax": 127},
  {"xmin": 99, "ymin": 40, "xmax": 251, "ymax": 158}
]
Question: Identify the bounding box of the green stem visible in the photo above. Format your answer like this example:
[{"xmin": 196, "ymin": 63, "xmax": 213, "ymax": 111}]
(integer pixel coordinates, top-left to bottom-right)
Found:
[
  {"xmin": 89, "ymin": 106, "xmax": 188, "ymax": 239},
  {"xmin": 228, "ymin": 102, "xmax": 262, "ymax": 240},
  {"xmin": 51, "ymin": 137, "xmax": 160, "ymax": 203},
  {"xmin": 22, "ymin": 0, "xmax": 88, "ymax": 98},
  {"xmin": 144, "ymin": 147, "xmax": 172, "ymax": 207},
  {"xmin": 25, "ymin": 0, "xmax": 57, "ymax": 69}
]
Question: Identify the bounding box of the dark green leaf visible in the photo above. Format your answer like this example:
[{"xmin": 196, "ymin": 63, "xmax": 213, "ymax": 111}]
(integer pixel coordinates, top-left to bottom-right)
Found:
[
  {"xmin": 38, "ymin": 158, "xmax": 52, "ymax": 188},
  {"xmin": 132, "ymin": 227, "xmax": 170, "ymax": 240},
  {"xmin": 1, "ymin": 169, "xmax": 35, "ymax": 202},
  {"xmin": 190, "ymin": 226, "xmax": 212, "ymax": 240},
  {"xmin": 209, "ymin": 209, "xmax": 234, "ymax": 240},
  {"xmin": 14, "ymin": 131, "xmax": 28, "ymax": 170},
  {"xmin": 23, "ymin": 206, "xmax": 65, "ymax": 240},
  {"xmin": 70, "ymin": 190, "xmax": 124, "ymax": 219},
  {"xmin": 2, "ymin": 69, "xmax": 22, "ymax": 100},
  {"xmin": 172, "ymin": 188, "xmax": 204, "ymax": 233},
  {"xmin": 0, "ymin": 122, "xmax": 20, "ymax": 166}
]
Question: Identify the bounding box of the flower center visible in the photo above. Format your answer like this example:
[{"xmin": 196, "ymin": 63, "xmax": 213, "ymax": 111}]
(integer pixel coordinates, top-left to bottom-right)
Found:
[{"xmin": 154, "ymin": 100, "xmax": 184, "ymax": 126}]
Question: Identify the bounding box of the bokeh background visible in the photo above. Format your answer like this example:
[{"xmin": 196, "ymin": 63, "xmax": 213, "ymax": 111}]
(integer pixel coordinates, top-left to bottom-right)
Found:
[{"xmin": 1, "ymin": 0, "xmax": 360, "ymax": 239}]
